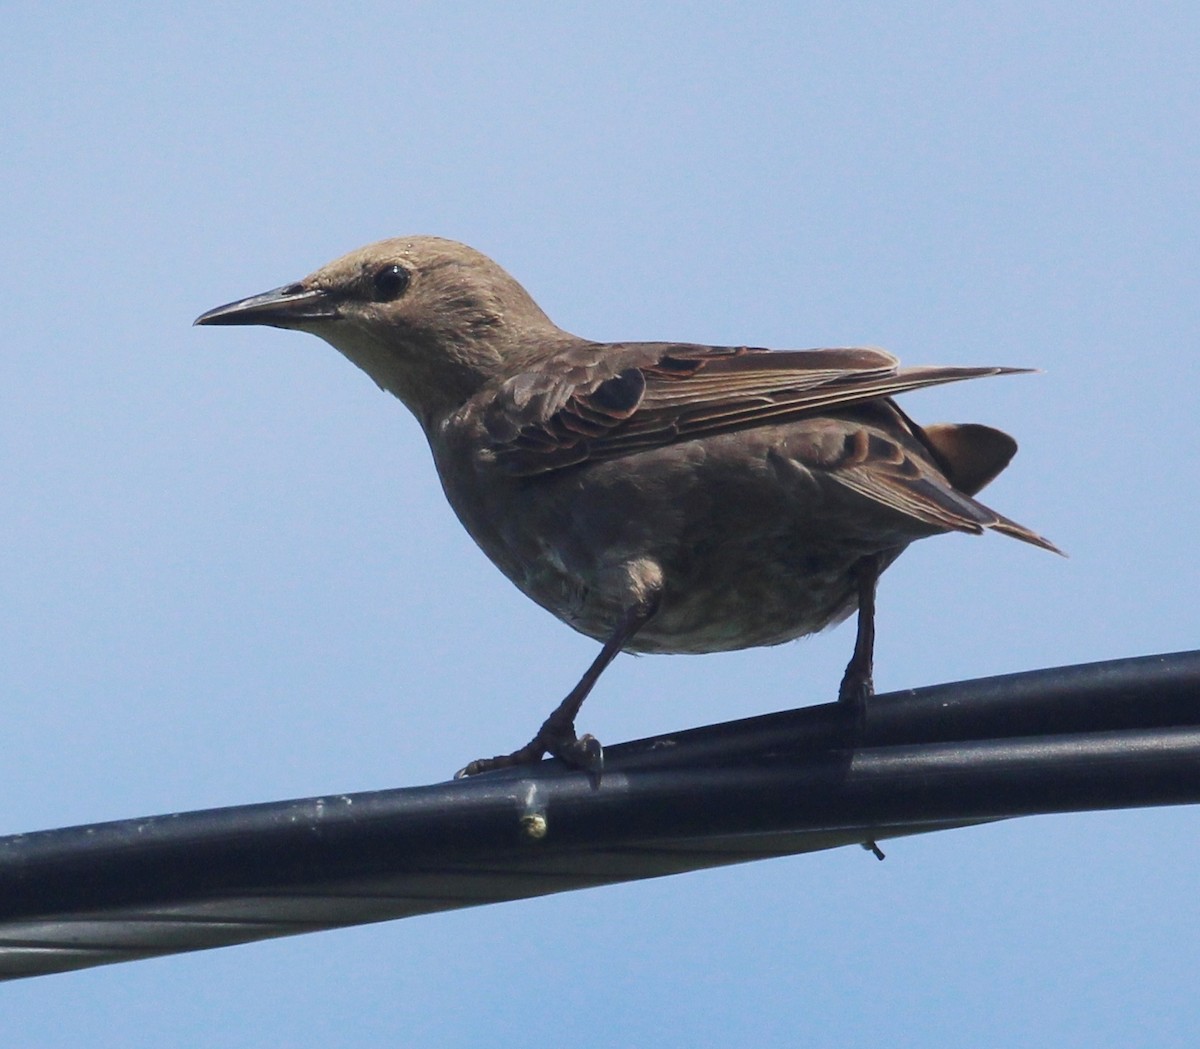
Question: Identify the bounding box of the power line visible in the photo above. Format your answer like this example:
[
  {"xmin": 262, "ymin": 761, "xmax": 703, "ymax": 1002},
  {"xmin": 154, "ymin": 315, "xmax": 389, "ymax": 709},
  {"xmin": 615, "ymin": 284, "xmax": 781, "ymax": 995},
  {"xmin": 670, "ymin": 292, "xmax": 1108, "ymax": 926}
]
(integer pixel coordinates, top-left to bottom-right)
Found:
[{"xmin": 1, "ymin": 649, "xmax": 1197, "ymax": 980}]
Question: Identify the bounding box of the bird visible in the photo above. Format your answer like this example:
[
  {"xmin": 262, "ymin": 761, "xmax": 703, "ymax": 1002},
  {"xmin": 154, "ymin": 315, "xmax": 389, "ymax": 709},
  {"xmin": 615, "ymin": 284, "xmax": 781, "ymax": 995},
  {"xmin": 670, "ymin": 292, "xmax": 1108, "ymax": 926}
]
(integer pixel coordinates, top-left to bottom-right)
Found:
[{"xmin": 195, "ymin": 236, "xmax": 1059, "ymax": 777}]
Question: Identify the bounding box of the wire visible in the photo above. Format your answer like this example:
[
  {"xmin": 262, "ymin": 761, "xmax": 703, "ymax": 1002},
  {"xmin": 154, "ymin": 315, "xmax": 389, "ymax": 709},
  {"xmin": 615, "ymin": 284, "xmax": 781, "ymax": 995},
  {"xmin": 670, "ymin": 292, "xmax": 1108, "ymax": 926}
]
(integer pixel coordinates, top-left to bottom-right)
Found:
[{"xmin": 1, "ymin": 649, "xmax": 1197, "ymax": 980}]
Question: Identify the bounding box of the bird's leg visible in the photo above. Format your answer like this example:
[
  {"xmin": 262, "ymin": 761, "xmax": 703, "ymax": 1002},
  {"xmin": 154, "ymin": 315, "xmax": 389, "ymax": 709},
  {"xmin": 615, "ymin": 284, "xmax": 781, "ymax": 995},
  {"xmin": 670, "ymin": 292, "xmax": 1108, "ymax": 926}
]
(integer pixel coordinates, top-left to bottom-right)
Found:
[
  {"xmin": 838, "ymin": 552, "xmax": 884, "ymax": 722},
  {"xmin": 456, "ymin": 593, "xmax": 660, "ymax": 778}
]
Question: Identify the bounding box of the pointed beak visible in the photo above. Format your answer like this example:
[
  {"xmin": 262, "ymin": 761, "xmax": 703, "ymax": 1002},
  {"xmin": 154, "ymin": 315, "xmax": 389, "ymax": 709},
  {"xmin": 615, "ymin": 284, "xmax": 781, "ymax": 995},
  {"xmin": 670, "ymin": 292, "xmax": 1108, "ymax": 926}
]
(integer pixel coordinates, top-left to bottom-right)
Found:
[{"xmin": 194, "ymin": 284, "xmax": 340, "ymax": 328}]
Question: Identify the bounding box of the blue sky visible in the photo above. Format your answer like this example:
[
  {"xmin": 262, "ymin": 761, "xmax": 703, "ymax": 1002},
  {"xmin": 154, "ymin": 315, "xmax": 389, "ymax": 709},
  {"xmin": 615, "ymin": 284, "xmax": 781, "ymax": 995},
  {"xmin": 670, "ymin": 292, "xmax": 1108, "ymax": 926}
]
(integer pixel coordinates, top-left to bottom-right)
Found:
[{"xmin": 3, "ymin": 4, "xmax": 1198, "ymax": 1046}]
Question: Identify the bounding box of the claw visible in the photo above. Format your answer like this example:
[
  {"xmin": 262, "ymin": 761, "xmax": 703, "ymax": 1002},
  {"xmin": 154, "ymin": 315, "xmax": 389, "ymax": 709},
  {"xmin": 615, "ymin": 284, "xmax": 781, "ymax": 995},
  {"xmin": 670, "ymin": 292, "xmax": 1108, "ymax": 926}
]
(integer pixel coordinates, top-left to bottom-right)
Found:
[
  {"xmin": 456, "ymin": 597, "xmax": 657, "ymax": 781},
  {"xmin": 455, "ymin": 726, "xmax": 604, "ymax": 780}
]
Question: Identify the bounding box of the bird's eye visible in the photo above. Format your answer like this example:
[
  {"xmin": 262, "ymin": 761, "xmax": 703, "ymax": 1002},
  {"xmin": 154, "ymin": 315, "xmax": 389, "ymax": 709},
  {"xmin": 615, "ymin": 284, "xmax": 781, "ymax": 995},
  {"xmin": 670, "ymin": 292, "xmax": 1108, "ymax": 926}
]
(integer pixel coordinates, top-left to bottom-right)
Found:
[{"xmin": 372, "ymin": 263, "xmax": 410, "ymax": 302}]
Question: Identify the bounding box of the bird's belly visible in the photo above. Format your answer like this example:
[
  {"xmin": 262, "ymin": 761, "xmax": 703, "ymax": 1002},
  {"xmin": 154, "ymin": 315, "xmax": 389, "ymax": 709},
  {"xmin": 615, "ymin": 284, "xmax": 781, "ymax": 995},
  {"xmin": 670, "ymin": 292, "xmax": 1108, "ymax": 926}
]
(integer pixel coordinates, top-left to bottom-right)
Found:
[
  {"xmin": 620, "ymin": 542, "xmax": 861, "ymax": 654},
  {"xmin": 513, "ymin": 521, "xmax": 866, "ymax": 655},
  {"xmin": 434, "ymin": 431, "xmax": 894, "ymax": 656}
]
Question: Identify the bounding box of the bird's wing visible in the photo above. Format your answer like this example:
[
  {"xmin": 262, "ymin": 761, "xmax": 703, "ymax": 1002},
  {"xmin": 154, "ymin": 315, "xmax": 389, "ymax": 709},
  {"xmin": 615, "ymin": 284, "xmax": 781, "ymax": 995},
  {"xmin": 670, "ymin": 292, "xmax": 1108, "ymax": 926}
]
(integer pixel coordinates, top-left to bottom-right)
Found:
[
  {"xmin": 810, "ymin": 417, "xmax": 1060, "ymax": 551},
  {"xmin": 482, "ymin": 341, "xmax": 1022, "ymax": 472},
  {"xmin": 476, "ymin": 341, "xmax": 1059, "ymax": 553}
]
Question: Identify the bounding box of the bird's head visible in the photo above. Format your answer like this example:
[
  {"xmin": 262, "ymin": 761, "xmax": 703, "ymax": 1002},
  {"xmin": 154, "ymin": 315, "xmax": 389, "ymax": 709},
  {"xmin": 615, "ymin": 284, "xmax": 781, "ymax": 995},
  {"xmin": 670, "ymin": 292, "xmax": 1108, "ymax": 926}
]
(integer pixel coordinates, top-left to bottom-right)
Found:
[{"xmin": 195, "ymin": 236, "xmax": 564, "ymax": 427}]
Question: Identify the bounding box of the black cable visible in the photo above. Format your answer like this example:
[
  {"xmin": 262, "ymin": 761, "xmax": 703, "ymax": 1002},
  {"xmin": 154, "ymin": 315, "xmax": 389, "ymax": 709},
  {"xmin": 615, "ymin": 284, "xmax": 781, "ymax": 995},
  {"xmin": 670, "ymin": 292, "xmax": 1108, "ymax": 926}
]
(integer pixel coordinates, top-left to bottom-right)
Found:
[{"xmin": 1, "ymin": 649, "xmax": 1197, "ymax": 980}]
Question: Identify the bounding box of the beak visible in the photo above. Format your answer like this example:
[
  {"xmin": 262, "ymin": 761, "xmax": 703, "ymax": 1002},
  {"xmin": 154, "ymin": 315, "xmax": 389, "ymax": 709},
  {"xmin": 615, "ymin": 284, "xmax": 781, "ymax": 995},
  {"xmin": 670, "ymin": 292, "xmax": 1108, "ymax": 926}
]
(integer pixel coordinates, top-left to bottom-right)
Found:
[{"xmin": 194, "ymin": 283, "xmax": 340, "ymax": 328}]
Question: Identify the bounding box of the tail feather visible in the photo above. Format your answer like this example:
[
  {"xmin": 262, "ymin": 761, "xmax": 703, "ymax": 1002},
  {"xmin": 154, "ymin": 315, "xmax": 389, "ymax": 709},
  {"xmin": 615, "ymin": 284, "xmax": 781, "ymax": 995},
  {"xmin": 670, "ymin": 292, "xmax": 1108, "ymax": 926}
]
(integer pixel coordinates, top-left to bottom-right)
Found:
[
  {"xmin": 917, "ymin": 420, "xmax": 1063, "ymax": 555},
  {"xmin": 918, "ymin": 422, "xmax": 1016, "ymax": 496}
]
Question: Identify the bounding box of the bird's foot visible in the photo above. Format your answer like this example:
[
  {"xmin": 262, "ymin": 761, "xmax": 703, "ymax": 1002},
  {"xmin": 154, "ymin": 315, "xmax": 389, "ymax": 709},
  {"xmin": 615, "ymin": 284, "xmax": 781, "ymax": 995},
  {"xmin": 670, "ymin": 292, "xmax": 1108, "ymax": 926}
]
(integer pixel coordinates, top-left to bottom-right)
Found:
[
  {"xmin": 455, "ymin": 715, "xmax": 604, "ymax": 779},
  {"xmin": 837, "ymin": 669, "xmax": 873, "ymax": 737}
]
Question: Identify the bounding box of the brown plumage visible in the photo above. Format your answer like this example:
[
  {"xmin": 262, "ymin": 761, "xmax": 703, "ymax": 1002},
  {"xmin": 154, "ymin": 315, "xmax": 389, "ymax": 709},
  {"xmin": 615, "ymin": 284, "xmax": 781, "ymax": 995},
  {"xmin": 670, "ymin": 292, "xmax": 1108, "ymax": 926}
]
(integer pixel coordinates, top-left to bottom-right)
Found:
[{"xmin": 196, "ymin": 236, "xmax": 1059, "ymax": 776}]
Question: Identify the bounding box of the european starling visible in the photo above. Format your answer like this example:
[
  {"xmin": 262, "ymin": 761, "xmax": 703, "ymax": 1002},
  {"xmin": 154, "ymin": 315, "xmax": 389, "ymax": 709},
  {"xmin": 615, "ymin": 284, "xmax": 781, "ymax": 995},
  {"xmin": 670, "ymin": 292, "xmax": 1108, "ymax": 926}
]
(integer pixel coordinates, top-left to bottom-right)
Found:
[{"xmin": 196, "ymin": 237, "xmax": 1058, "ymax": 776}]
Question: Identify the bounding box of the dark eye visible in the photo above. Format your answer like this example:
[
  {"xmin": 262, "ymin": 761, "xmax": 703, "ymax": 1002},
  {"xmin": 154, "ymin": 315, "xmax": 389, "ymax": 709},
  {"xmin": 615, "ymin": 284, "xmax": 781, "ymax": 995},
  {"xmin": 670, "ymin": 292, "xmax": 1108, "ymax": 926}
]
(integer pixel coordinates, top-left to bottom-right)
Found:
[{"xmin": 372, "ymin": 263, "xmax": 410, "ymax": 302}]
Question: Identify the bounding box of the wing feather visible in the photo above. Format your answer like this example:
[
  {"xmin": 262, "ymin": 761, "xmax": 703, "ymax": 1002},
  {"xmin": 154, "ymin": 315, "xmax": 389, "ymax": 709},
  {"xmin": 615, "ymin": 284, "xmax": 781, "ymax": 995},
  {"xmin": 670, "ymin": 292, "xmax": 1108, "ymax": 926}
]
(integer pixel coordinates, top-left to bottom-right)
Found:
[
  {"xmin": 469, "ymin": 341, "xmax": 1057, "ymax": 551},
  {"xmin": 482, "ymin": 341, "xmax": 1026, "ymax": 476}
]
